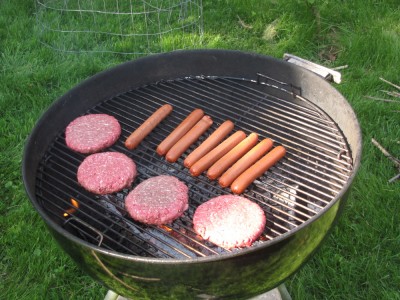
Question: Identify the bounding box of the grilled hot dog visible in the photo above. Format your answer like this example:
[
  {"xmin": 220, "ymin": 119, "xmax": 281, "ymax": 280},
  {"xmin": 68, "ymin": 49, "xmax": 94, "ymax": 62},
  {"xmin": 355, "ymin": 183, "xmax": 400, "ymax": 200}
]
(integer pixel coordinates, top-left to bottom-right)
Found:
[
  {"xmin": 189, "ymin": 131, "xmax": 246, "ymax": 177},
  {"xmin": 156, "ymin": 108, "xmax": 204, "ymax": 156},
  {"xmin": 230, "ymin": 145, "xmax": 286, "ymax": 194},
  {"xmin": 206, "ymin": 132, "xmax": 259, "ymax": 180},
  {"xmin": 166, "ymin": 116, "xmax": 213, "ymax": 163},
  {"xmin": 184, "ymin": 120, "xmax": 234, "ymax": 168},
  {"xmin": 125, "ymin": 104, "xmax": 173, "ymax": 150},
  {"xmin": 218, "ymin": 138, "xmax": 273, "ymax": 187}
]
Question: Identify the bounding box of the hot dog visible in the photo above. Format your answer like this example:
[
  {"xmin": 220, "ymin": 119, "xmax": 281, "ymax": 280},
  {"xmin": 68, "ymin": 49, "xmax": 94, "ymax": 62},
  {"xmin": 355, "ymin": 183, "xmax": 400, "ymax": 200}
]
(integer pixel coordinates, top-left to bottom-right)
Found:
[
  {"xmin": 156, "ymin": 108, "xmax": 204, "ymax": 156},
  {"xmin": 218, "ymin": 138, "xmax": 273, "ymax": 187},
  {"xmin": 230, "ymin": 145, "xmax": 286, "ymax": 194},
  {"xmin": 183, "ymin": 120, "xmax": 234, "ymax": 168},
  {"xmin": 125, "ymin": 104, "xmax": 173, "ymax": 150},
  {"xmin": 206, "ymin": 132, "xmax": 259, "ymax": 180},
  {"xmin": 189, "ymin": 131, "xmax": 246, "ymax": 177},
  {"xmin": 165, "ymin": 116, "xmax": 213, "ymax": 163}
]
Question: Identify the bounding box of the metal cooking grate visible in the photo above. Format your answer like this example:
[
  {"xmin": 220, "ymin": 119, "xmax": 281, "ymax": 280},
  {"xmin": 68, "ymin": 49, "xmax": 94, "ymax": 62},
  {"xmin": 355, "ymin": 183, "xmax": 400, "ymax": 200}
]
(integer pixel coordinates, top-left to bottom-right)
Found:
[{"xmin": 35, "ymin": 74, "xmax": 353, "ymax": 259}]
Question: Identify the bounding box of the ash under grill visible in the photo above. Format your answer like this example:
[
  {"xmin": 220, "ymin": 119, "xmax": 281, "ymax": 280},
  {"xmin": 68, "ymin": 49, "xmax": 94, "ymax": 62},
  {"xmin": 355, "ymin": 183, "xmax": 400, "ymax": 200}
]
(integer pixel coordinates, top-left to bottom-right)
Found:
[{"xmin": 35, "ymin": 74, "xmax": 353, "ymax": 259}]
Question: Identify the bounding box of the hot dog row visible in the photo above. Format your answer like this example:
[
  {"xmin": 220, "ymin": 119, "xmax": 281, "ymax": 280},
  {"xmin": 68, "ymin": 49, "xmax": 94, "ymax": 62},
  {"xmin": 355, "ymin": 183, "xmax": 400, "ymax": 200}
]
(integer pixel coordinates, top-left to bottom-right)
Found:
[{"xmin": 124, "ymin": 104, "xmax": 286, "ymax": 194}]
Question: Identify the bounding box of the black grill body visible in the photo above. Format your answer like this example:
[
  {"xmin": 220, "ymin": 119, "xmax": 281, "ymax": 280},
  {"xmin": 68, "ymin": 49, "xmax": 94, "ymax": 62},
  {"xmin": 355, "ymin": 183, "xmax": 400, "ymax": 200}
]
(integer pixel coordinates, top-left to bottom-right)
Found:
[{"xmin": 23, "ymin": 50, "xmax": 361, "ymax": 299}]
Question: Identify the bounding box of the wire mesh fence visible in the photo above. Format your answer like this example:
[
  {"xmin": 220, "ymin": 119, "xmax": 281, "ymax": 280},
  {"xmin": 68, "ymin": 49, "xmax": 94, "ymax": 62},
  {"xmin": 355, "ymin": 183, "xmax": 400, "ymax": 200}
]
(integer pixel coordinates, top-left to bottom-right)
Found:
[{"xmin": 35, "ymin": 0, "xmax": 203, "ymax": 55}]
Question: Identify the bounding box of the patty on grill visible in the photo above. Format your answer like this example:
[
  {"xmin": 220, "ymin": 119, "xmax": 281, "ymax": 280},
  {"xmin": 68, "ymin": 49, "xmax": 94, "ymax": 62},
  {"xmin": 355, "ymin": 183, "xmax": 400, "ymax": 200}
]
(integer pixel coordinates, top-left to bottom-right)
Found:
[
  {"xmin": 193, "ymin": 195, "xmax": 266, "ymax": 249},
  {"xmin": 77, "ymin": 152, "xmax": 137, "ymax": 195},
  {"xmin": 66, "ymin": 114, "xmax": 121, "ymax": 153},
  {"xmin": 125, "ymin": 175, "xmax": 189, "ymax": 225}
]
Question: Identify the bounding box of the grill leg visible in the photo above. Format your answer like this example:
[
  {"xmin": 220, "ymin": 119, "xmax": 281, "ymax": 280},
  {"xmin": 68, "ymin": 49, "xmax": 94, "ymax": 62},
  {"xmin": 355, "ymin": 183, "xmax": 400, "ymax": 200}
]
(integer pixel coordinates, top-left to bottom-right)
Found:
[
  {"xmin": 105, "ymin": 284, "xmax": 292, "ymax": 300},
  {"xmin": 249, "ymin": 284, "xmax": 292, "ymax": 300},
  {"xmin": 104, "ymin": 290, "xmax": 124, "ymax": 300}
]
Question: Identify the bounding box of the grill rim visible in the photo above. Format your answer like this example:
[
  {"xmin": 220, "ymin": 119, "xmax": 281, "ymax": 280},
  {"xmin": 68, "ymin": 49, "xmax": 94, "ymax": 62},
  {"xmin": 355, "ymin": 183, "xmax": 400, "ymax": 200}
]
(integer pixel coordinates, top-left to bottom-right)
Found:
[{"xmin": 22, "ymin": 49, "xmax": 362, "ymax": 264}]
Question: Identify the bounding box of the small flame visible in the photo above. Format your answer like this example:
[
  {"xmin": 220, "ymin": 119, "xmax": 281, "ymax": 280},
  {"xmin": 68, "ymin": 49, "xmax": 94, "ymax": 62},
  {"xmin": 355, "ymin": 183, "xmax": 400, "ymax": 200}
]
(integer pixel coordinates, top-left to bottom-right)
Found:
[
  {"xmin": 159, "ymin": 225, "xmax": 173, "ymax": 232},
  {"xmin": 63, "ymin": 198, "xmax": 79, "ymax": 217}
]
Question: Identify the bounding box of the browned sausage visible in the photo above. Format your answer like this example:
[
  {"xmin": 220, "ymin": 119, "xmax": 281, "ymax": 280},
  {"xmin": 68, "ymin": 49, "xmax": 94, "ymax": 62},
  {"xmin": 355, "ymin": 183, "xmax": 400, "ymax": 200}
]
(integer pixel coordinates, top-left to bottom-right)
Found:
[
  {"xmin": 207, "ymin": 132, "xmax": 259, "ymax": 180},
  {"xmin": 165, "ymin": 116, "xmax": 213, "ymax": 163},
  {"xmin": 183, "ymin": 120, "xmax": 234, "ymax": 168},
  {"xmin": 156, "ymin": 108, "xmax": 204, "ymax": 156},
  {"xmin": 189, "ymin": 131, "xmax": 246, "ymax": 177},
  {"xmin": 125, "ymin": 104, "xmax": 173, "ymax": 150},
  {"xmin": 218, "ymin": 138, "xmax": 273, "ymax": 187},
  {"xmin": 230, "ymin": 145, "xmax": 286, "ymax": 194}
]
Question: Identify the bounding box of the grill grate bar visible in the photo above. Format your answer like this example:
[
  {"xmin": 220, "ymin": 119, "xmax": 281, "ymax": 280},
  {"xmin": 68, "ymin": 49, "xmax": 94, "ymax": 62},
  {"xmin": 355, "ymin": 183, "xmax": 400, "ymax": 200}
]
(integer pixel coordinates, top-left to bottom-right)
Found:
[
  {"xmin": 97, "ymin": 96, "xmax": 196, "ymax": 145},
  {"xmin": 254, "ymin": 179, "xmax": 322, "ymax": 216},
  {"xmin": 279, "ymin": 162, "xmax": 343, "ymax": 194},
  {"xmin": 93, "ymin": 77, "xmax": 351, "ymax": 232},
  {"xmin": 243, "ymin": 192, "xmax": 304, "ymax": 230},
  {"xmin": 265, "ymin": 175, "xmax": 326, "ymax": 209},
  {"xmin": 192, "ymin": 77, "xmax": 347, "ymax": 148},
  {"xmin": 39, "ymin": 145, "xmax": 211, "ymax": 258},
  {"xmin": 35, "ymin": 180, "xmax": 150, "ymax": 256},
  {"xmin": 220, "ymin": 77, "xmax": 337, "ymax": 125},
  {"xmin": 193, "ymin": 79, "xmax": 351, "ymax": 165},
  {"xmin": 158, "ymin": 222, "xmax": 229, "ymax": 256},
  {"xmin": 246, "ymin": 191, "xmax": 306, "ymax": 225},
  {"xmin": 145, "ymin": 80, "xmax": 353, "ymax": 171},
  {"xmin": 99, "ymin": 100, "xmax": 351, "ymax": 189},
  {"xmin": 284, "ymin": 155, "xmax": 348, "ymax": 184},
  {"xmin": 35, "ymin": 75, "xmax": 354, "ymax": 258},
  {"xmin": 163, "ymin": 77, "xmax": 342, "ymax": 140},
  {"xmin": 74, "ymin": 135, "xmax": 229, "ymax": 255},
  {"xmin": 112, "ymin": 140, "xmax": 302, "ymax": 234},
  {"xmin": 273, "ymin": 170, "xmax": 333, "ymax": 202},
  {"xmin": 127, "ymin": 222, "xmax": 206, "ymax": 258},
  {"xmin": 112, "ymin": 128, "xmax": 311, "ymax": 225}
]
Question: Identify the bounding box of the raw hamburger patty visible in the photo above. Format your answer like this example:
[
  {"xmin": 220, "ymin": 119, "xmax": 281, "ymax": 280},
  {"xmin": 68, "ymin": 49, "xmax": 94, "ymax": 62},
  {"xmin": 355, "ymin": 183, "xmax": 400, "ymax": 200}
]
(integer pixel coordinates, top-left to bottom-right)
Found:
[
  {"xmin": 66, "ymin": 114, "xmax": 121, "ymax": 153},
  {"xmin": 77, "ymin": 152, "xmax": 136, "ymax": 195},
  {"xmin": 193, "ymin": 195, "xmax": 266, "ymax": 249},
  {"xmin": 125, "ymin": 175, "xmax": 189, "ymax": 225}
]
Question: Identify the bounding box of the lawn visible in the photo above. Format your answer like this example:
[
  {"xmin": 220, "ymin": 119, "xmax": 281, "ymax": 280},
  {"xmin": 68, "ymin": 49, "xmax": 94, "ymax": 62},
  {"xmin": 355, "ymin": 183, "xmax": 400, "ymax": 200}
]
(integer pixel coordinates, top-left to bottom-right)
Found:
[{"xmin": 1, "ymin": 0, "xmax": 399, "ymax": 299}]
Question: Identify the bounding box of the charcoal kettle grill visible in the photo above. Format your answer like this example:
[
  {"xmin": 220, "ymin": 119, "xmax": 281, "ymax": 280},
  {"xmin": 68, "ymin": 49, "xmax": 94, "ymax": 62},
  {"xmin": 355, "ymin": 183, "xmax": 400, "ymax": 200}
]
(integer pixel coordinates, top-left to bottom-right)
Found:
[{"xmin": 22, "ymin": 50, "xmax": 362, "ymax": 299}]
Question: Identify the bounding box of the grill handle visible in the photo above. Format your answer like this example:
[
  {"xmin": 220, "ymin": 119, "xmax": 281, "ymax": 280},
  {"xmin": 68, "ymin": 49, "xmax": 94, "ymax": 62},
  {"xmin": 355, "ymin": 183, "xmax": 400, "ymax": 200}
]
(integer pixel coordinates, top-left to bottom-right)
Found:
[{"xmin": 283, "ymin": 53, "xmax": 342, "ymax": 84}]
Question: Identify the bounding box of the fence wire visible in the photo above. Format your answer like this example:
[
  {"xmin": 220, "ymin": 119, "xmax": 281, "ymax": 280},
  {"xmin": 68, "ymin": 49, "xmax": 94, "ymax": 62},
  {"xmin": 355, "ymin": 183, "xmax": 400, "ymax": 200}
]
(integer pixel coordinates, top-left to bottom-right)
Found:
[{"xmin": 36, "ymin": 0, "xmax": 203, "ymax": 55}]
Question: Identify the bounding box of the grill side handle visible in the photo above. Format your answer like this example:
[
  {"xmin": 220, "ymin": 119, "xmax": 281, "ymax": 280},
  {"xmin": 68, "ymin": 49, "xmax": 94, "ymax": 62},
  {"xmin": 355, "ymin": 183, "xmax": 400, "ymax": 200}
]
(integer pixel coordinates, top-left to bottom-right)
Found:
[{"xmin": 283, "ymin": 53, "xmax": 342, "ymax": 84}]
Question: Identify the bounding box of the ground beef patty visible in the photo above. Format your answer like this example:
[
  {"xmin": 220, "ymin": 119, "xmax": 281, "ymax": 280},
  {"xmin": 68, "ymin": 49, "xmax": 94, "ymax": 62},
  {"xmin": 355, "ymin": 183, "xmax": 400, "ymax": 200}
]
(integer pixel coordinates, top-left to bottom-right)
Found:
[
  {"xmin": 77, "ymin": 152, "xmax": 136, "ymax": 195},
  {"xmin": 125, "ymin": 175, "xmax": 189, "ymax": 225},
  {"xmin": 193, "ymin": 195, "xmax": 266, "ymax": 249},
  {"xmin": 66, "ymin": 114, "xmax": 121, "ymax": 154}
]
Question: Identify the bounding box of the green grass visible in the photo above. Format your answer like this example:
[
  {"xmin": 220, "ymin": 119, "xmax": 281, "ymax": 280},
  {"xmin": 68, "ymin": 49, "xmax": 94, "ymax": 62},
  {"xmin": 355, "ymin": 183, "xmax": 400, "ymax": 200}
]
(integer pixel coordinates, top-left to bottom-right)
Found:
[{"xmin": 1, "ymin": 0, "xmax": 399, "ymax": 299}]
